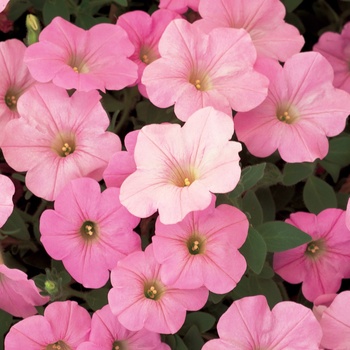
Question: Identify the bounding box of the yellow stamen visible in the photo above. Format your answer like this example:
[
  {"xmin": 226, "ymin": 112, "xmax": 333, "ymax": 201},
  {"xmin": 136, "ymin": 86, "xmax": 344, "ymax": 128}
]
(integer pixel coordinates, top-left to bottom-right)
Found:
[
  {"xmin": 85, "ymin": 224, "xmax": 94, "ymax": 236},
  {"xmin": 191, "ymin": 240, "xmax": 199, "ymax": 251},
  {"xmin": 184, "ymin": 178, "xmax": 191, "ymax": 186},
  {"xmin": 278, "ymin": 110, "xmax": 292, "ymax": 122},
  {"xmin": 194, "ymin": 79, "xmax": 201, "ymax": 90},
  {"xmin": 147, "ymin": 285, "xmax": 158, "ymax": 299},
  {"xmin": 142, "ymin": 54, "xmax": 149, "ymax": 64},
  {"xmin": 307, "ymin": 244, "xmax": 319, "ymax": 254},
  {"xmin": 61, "ymin": 142, "xmax": 72, "ymax": 156},
  {"xmin": 5, "ymin": 95, "xmax": 17, "ymax": 107},
  {"xmin": 73, "ymin": 66, "xmax": 79, "ymax": 73}
]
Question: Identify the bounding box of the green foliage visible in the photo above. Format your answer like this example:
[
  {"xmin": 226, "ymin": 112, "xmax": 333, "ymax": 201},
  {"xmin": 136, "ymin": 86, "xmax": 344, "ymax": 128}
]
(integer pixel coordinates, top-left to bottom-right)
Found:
[
  {"xmin": 181, "ymin": 312, "xmax": 216, "ymax": 334},
  {"xmin": 0, "ymin": 209, "xmax": 30, "ymax": 241},
  {"xmin": 85, "ymin": 287, "xmax": 109, "ymax": 311},
  {"xmin": 282, "ymin": 162, "xmax": 315, "ymax": 186},
  {"xmin": 0, "ymin": 310, "xmax": 13, "ymax": 346},
  {"xmin": 183, "ymin": 326, "xmax": 204, "ymax": 350},
  {"xmin": 242, "ymin": 190, "xmax": 264, "ymax": 226},
  {"xmin": 43, "ymin": 0, "xmax": 71, "ymax": 25},
  {"xmin": 282, "ymin": 0, "xmax": 303, "ymax": 12}
]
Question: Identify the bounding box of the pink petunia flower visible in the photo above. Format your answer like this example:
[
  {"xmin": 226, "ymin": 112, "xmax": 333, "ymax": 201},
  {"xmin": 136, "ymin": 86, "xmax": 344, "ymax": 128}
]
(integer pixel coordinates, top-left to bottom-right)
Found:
[
  {"xmin": 194, "ymin": 0, "xmax": 304, "ymax": 61},
  {"xmin": 0, "ymin": 39, "xmax": 36, "ymax": 145},
  {"xmin": 108, "ymin": 245, "xmax": 209, "ymax": 334},
  {"xmin": 120, "ymin": 107, "xmax": 242, "ymax": 225},
  {"xmin": 142, "ymin": 18, "xmax": 268, "ymax": 121},
  {"xmin": 159, "ymin": 0, "xmax": 199, "ymax": 13},
  {"xmin": 152, "ymin": 199, "xmax": 248, "ymax": 294},
  {"xmin": 0, "ymin": 0, "xmax": 9, "ymax": 13},
  {"xmin": 346, "ymin": 198, "xmax": 350, "ymax": 231},
  {"xmin": 0, "ymin": 263, "xmax": 48, "ymax": 318},
  {"xmin": 117, "ymin": 9, "xmax": 180, "ymax": 97},
  {"xmin": 314, "ymin": 22, "xmax": 350, "ymax": 93},
  {"xmin": 0, "ymin": 174, "xmax": 14, "ymax": 227},
  {"xmin": 5, "ymin": 301, "xmax": 91, "ymax": 349},
  {"xmin": 273, "ymin": 209, "xmax": 350, "ymax": 302},
  {"xmin": 40, "ymin": 177, "xmax": 141, "ymax": 288},
  {"xmin": 1, "ymin": 83, "xmax": 121, "ymax": 201},
  {"xmin": 77, "ymin": 304, "xmax": 170, "ymax": 350},
  {"xmin": 202, "ymin": 295, "xmax": 322, "ymax": 349},
  {"xmin": 103, "ymin": 130, "xmax": 138, "ymax": 188},
  {"xmin": 313, "ymin": 291, "xmax": 350, "ymax": 349},
  {"xmin": 24, "ymin": 16, "xmax": 138, "ymax": 92},
  {"xmin": 234, "ymin": 53, "xmax": 350, "ymax": 163}
]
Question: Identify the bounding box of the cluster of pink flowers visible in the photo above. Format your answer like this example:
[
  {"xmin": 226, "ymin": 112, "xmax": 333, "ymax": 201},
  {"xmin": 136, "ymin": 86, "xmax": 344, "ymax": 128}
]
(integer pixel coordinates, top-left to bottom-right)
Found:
[{"xmin": 1, "ymin": 0, "xmax": 350, "ymax": 348}]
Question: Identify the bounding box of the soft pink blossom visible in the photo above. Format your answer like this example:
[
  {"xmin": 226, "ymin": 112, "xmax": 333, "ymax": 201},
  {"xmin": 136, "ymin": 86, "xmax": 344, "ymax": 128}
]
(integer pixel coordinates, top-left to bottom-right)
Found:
[
  {"xmin": 159, "ymin": 0, "xmax": 199, "ymax": 13},
  {"xmin": 108, "ymin": 245, "xmax": 209, "ymax": 334},
  {"xmin": 313, "ymin": 291, "xmax": 350, "ymax": 349},
  {"xmin": 273, "ymin": 209, "xmax": 350, "ymax": 302},
  {"xmin": 0, "ymin": 39, "xmax": 36, "ymax": 145},
  {"xmin": 24, "ymin": 16, "xmax": 138, "ymax": 92},
  {"xmin": 153, "ymin": 199, "xmax": 248, "ymax": 294},
  {"xmin": 314, "ymin": 22, "xmax": 350, "ymax": 93},
  {"xmin": 1, "ymin": 83, "xmax": 121, "ymax": 201},
  {"xmin": 202, "ymin": 295, "xmax": 322, "ymax": 349},
  {"xmin": 40, "ymin": 178, "xmax": 141, "ymax": 288},
  {"xmin": 77, "ymin": 304, "xmax": 170, "ymax": 350},
  {"xmin": 0, "ymin": 0, "xmax": 9, "ymax": 13},
  {"xmin": 103, "ymin": 131, "xmax": 138, "ymax": 188},
  {"xmin": 117, "ymin": 9, "xmax": 180, "ymax": 97},
  {"xmin": 120, "ymin": 107, "xmax": 242, "ymax": 225},
  {"xmin": 0, "ymin": 264, "xmax": 48, "ymax": 318},
  {"xmin": 0, "ymin": 174, "xmax": 14, "ymax": 227},
  {"xmin": 142, "ymin": 18, "xmax": 268, "ymax": 121},
  {"xmin": 195, "ymin": 0, "xmax": 304, "ymax": 61},
  {"xmin": 235, "ymin": 53, "xmax": 350, "ymax": 163},
  {"xmin": 5, "ymin": 301, "xmax": 91, "ymax": 349}
]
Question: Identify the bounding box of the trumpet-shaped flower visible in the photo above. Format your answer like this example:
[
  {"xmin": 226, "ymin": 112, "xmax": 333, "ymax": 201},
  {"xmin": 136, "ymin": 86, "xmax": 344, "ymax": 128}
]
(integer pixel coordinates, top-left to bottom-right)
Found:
[
  {"xmin": 40, "ymin": 178, "xmax": 141, "ymax": 288},
  {"xmin": 0, "ymin": 39, "xmax": 36, "ymax": 145},
  {"xmin": 314, "ymin": 22, "xmax": 350, "ymax": 93},
  {"xmin": 24, "ymin": 16, "xmax": 138, "ymax": 92},
  {"xmin": 77, "ymin": 304, "xmax": 170, "ymax": 350},
  {"xmin": 235, "ymin": 53, "xmax": 350, "ymax": 163},
  {"xmin": 202, "ymin": 295, "xmax": 322, "ymax": 349},
  {"xmin": 108, "ymin": 245, "xmax": 209, "ymax": 334},
  {"xmin": 273, "ymin": 209, "xmax": 350, "ymax": 302},
  {"xmin": 1, "ymin": 84, "xmax": 121, "ymax": 201},
  {"xmin": 5, "ymin": 301, "xmax": 91, "ymax": 349},
  {"xmin": 120, "ymin": 107, "xmax": 242, "ymax": 225},
  {"xmin": 153, "ymin": 199, "xmax": 248, "ymax": 294},
  {"xmin": 117, "ymin": 9, "xmax": 180, "ymax": 97},
  {"xmin": 142, "ymin": 19, "xmax": 268, "ymax": 121},
  {"xmin": 195, "ymin": 0, "xmax": 304, "ymax": 61}
]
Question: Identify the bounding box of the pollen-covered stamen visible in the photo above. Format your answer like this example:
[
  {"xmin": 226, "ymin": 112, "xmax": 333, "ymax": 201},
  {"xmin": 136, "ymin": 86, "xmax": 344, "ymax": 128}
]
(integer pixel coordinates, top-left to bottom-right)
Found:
[
  {"xmin": 305, "ymin": 239, "xmax": 325, "ymax": 260},
  {"xmin": 307, "ymin": 243, "xmax": 319, "ymax": 254},
  {"xmin": 276, "ymin": 103, "xmax": 299, "ymax": 124},
  {"xmin": 194, "ymin": 79, "xmax": 201, "ymax": 90},
  {"xmin": 61, "ymin": 143, "xmax": 72, "ymax": 156},
  {"xmin": 112, "ymin": 340, "xmax": 126, "ymax": 350},
  {"xmin": 5, "ymin": 94, "xmax": 17, "ymax": 108},
  {"xmin": 147, "ymin": 285, "xmax": 158, "ymax": 299},
  {"xmin": 191, "ymin": 240, "xmax": 200, "ymax": 252},
  {"xmin": 144, "ymin": 280, "xmax": 165, "ymax": 300},
  {"xmin": 187, "ymin": 234, "xmax": 206, "ymax": 255},
  {"xmin": 278, "ymin": 111, "xmax": 291, "ymax": 122},
  {"xmin": 189, "ymin": 68, "xmax": 212, "ymax": 91},
  {"xmin": 141, "ymin": 54, "xmax": 149, "ymax": 64},
  {"xmin": 80, "ymin": 220, "xmax": 98, "ymax": 241},
  {"xmin": 46, "ymin": 340, "xmax": 70, "ymax": 350},
  {"xmin": 51, "ymin": 132, "xmax": 76, "ymax": 158},
  {"xmin": 184, "ymin": 178, "xmax": 191, "ymax": 186},
  {"xmin": 72, "ymin": 66, "xmax": 79, "ymax": 73}
]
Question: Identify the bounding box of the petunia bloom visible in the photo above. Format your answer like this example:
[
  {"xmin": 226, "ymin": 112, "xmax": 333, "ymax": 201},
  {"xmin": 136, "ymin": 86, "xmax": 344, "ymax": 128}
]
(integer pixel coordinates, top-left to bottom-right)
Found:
[
  {"xmin": 142, "ymin": 18, "xmax": 268, "ymax": 121},
  {"xmin": 24, "ymin": 16, "xmax": 138, "ymax": 92},
  {"xmin": 120, "ymin": 107, "xmax": 242, "ymax": 225},
  {"xmin": 0, "ymin": 39, "xmax": 36, "ymax": 145},
  {"xmin": 77, "ymin": 304, "xmax": 170, "ymax": 350},
  {"xmin": 5, "ymin": 301, "xmax": 91, "ymax": 349},
  {"xmin": 40, "ymin": 178, "xmax": 141, "ymax": 288},
  {"xmin": 1, "ymin": 83, "xmax": 121, "ymax": 201},
  {"xmin": 152, "ymin": 199, "xmax": 248, "ymax": 294},
  {"xmin": 273, "ymin": 209, "xmax": 350, "ymax": 302},
  {"xmin": 117, "ymin": 9, "xmax": 180, "ymax": 97},
  {"xmin": 313, "ymin": 291, "xmax": 350, "ymax": 349},
  {"xmin": 108, "ymin": 245, "xmax": 209, "ymax": 334},
  {"xmin": 159, "ymin": 0, "xmax": 199, "ymax": 13},
  {"xmin": 314, "ymin": 22, "xmax": 350, "ymax": 93},
  {"xmin": 202, "ymin": 295, "xmax": 322, "ymax": 349},
  {"xmin": 0, "ymin": 174, "xmax": 14, "ymax": 227},
  {"xmin": 0, "ymin": 0, "xmax": 9, "ymax": 13},
  {"xmin": 195, "ymin": 0, "xmax": 304, "ymax": 61},
  {"xmin": 234, "ymin": 53, "xmax": 350, "ymax": 163}
]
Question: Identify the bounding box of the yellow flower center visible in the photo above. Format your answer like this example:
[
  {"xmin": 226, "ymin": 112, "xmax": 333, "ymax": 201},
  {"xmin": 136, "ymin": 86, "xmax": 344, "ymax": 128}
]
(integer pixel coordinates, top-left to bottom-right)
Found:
[
  {"xmin": 187, "ymin": 234, "xmax": 206, "ymax": 255},
  {"xmin": 5, "ymin": 94, "xmax": 17, "ymax": 110},
  {"xmin": 144, "ymin": 280, "xmax": 165, "ymax": 301},
  {"xmin": 46, "ymin": 341, "xmax": 71, "ymax": 350},
  {"xmin": 51, "ymin": 132, "xmax": 76, "ymax": 158},
  {"xmin": 305, "ymin": 239, "xmax": 325, "ymax": 260},
  {"xmin": 80, "ymin": 220, "xmax": 99, "ymax": 241},
  {"xmin": 189, "ymin": 68, "xmax": 212, "ymax": 91},
  {"xmin": 72, "ymin": 66, "xmax": 79, "ymax": 73},
  {"xmin": 112, "ymin": 341, "xmax": 126, "ymax": 350},
  {"xmin": 184, "ymin": 178, "xmax": 191, "ymax": 186},
  {"xmin": 276, "ymin": 104, "xmax": 299, "ymax": 124},
  {"xmin": 141, "ymin": 54, "xmax": 149, "ymax": 64}
]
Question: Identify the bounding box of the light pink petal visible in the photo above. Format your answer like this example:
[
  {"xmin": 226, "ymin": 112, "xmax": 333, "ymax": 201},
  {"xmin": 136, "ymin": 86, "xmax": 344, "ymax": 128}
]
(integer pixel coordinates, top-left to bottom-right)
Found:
[{"xmin": 0, "ymin": 175, "xmax": 14, "ymax": 227}]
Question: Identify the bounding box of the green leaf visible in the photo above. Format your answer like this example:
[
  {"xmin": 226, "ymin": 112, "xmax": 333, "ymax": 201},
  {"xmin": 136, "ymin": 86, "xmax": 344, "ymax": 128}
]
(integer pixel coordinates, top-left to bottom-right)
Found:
[
  {"xmin": 256, "ymin": 188, "xmax": 276, "ymax": 222},
  {"xmin": 283, "ymin": 162, "xmax": 315, "ymax": 186},
  {"xmin": 0, "ymin": 309, "xmax": 13, "ymax": 345},
  {"xmin": 182, "ymin": 312, "xmax": 216, "ymax": 334},
  {"xmin": 239, "ymin": 227, "xmax": 267, "ymax": 274},
  {"xmin": 164, "ymin": 335, "xmax": 188, "ymax": 350},
  {"xmin": 282, "ymin": 0, "xmax": 303, "ymax": 12},
  {"xmin": 1, "ymin": 209, "xmax": 30, "ymax": 240},
  {"xmin": 86, "ymin": 287, "xmax": 109, "ymax": 311},
  {"xmin": 255, "ymin": 163, "xmax": 282, "ymax": 188},
  {"xmin": 240, "ymin": 163, "xmax": 266, "ymax": 191},
  {"xmin": 112, "ymin": 0, "xmax": 128, "ymax": 5},
  {"xmin": 8, "ymin": 0, "xmax": 31, "ymax": 21},
  {"xmin": 318, "ymin": 160, "xmax": 341, "ymax": 182},
  {"xmin": 257, "ymin": 221, "xmax": 312, "ymax": 252},
  {"xmin": 43, "ymin": 0, "xmax": 71, "ymax": 25},
  {"xmin": 183, "ymin": 326, "xmax": 204, "ymax": 350},
  {"xmin": 303, "ymin": 175, "xmax": 337, "ymax": 214},
  {"xmin": 323, "ymin": 136, "xmax": 350, "ymax": 165},
  {"xmin": 242, "ymin": 190, "xmax": 263, "ymax": 226}
]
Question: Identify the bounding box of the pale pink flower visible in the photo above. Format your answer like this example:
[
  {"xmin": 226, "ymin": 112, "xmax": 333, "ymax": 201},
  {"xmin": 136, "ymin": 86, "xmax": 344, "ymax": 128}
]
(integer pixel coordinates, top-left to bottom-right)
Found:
[
  {"xmin": 120, "ymin": 107, "xmax": 242, "ymax": 225},
  {"xmin": 313, "ymin": 291, "xmax": 350, "ymax": 349},
  {"xmin": 346, "ymin": 198, "xmax": 350, "ymax": 231},
  {"xmin": 0, "ymin": 174, "xmax": 14, "ymax": 227},
  {"xmin": 117, "ymin": 9, "xmax": 180, "ymax": 97},
  {"xmin": 202, "ymin": 295, "xmax": 322, "ymax": 349},
  {"xmin": 103, "ymin": 130, "xmax": 138, "ymax": 188},
  {"xmin": 153, "ymin": 199, "xmax": 248, "ymax": 294},
  {"xmin": 273, "ymin": 209, "xmax": 350, "ymax": 302},
  {"xmin": 77, "ymin": 304, "xmax": 170, "ymax": 350},
  {"xmin": 108, "ymin": 245, "xmax": 209, "ymax": 334},
  {"xmin": 0, "ymin": 264, "xmax": 48, "ymax": 318},
  {"xmin": 24, "ymin": 16, "xmax": 138, "ymax": 92},
  {"xmin": 195, "ymin": 0, "xmax": 304, "ymax": 61},
  {"xmin": 40, "ymin": 177, "xmax": 141, "ymax": 288},
  {"xmin": 235, "ymin": 53, "xmax": 350, "ymax": 163},
  {"xmin": 5, "ymin": 301, "xmax": 91, "ymax": 349},
  {"xmin": 1, "ymin": 84, "xmax": 121, "ymax": 201},
  {"xmin": 0, "ymin": 39, "xmax": 36, "ymax": 145},
  {"xmin": 0, "ymin": 0, "xmax": 9, "ymax": 13},
  {"xmin": 159, "ymin": 0, "xmax": 199, "ymax": 13},
  {"xmin": 314, "ymin": 22, "xmax": 350, "ymax": 93},
  {"xmin": 142, "ymin": 18, "xmax": 268, "ymax": 121}
]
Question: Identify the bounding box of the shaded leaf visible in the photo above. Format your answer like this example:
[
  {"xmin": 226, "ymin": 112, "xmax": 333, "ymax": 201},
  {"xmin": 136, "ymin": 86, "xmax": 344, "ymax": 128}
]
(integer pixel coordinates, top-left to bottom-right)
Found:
[
  {"xmin": 242, "ymin": 190, "xmax": 263, "ymax": 226},
  {"xmin": 256, "ymin": 188, "xmax": 276, "ymax": 222},
  {"xmin": 183, "ymin": 326, "xmax": 204, "ymax": 350},
  {"xmin": 86, "ymin": 287, "xmax": 109, "ymax": 311},
  {"xmin": 283, "ymin": 162, "xmax": 315, "ymax": 186},
  {"xmin": 43, "ymin": 0, "xmax": 71, "ymax": 25},
  {"xmin": 182, "ymin": 312, "xmax": 216, "ymax": 334}
]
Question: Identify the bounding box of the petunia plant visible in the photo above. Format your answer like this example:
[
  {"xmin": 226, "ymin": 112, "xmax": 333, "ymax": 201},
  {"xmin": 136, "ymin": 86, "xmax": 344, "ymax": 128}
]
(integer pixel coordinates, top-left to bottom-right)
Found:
[{"xmin": 1, "ymin": 0, "xmax": 350, "ymax": 349}]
